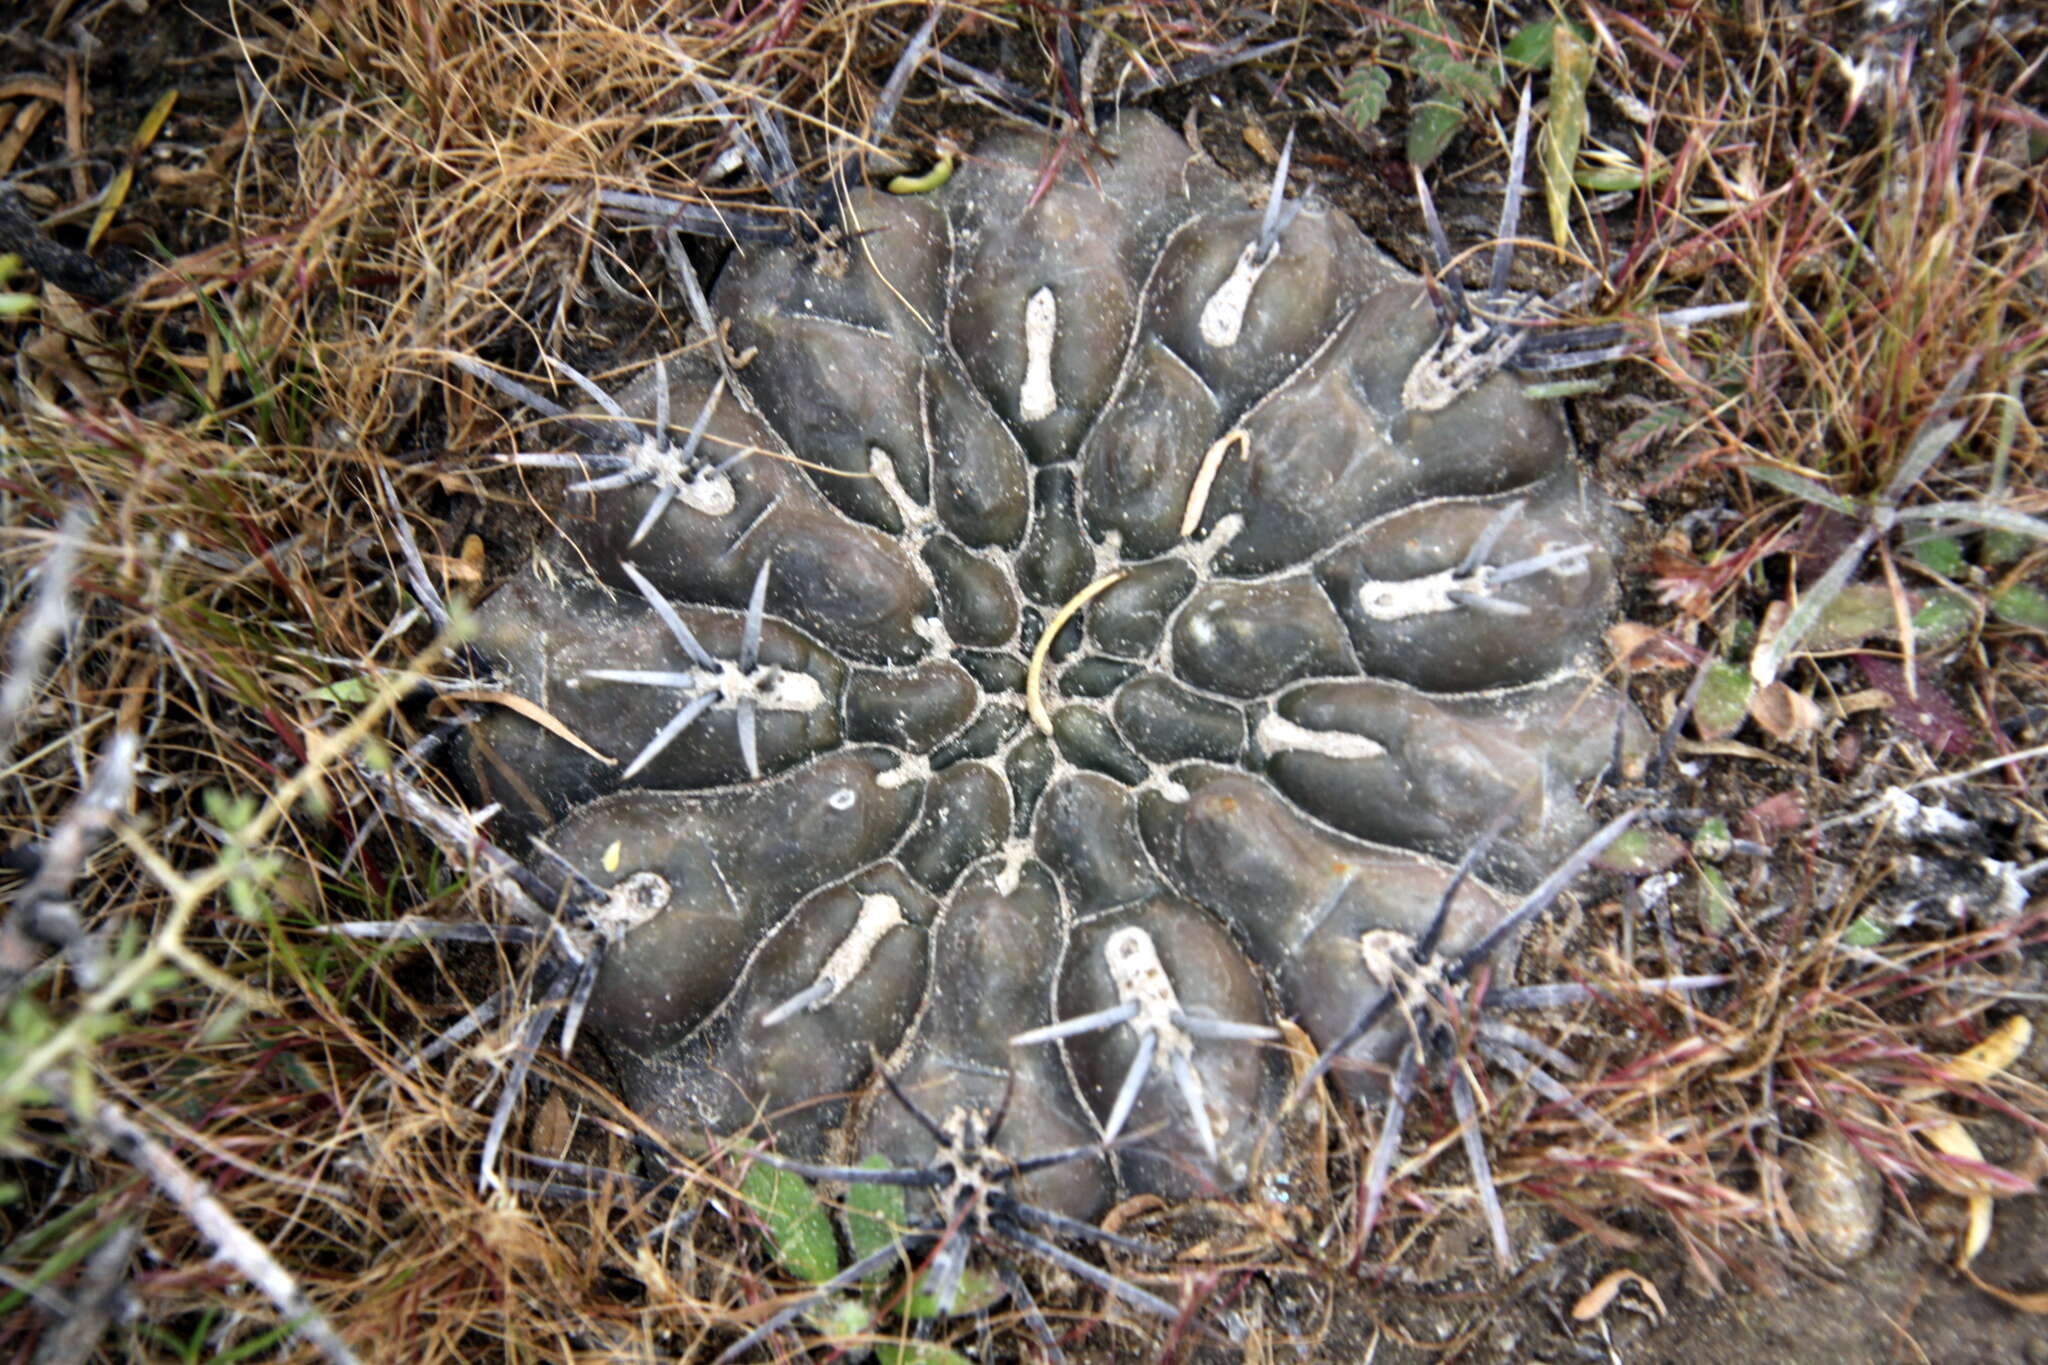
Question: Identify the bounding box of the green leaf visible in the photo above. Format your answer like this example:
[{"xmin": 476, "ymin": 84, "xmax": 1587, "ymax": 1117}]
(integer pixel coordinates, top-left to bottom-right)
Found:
[
  {"xmin": 1841, "ymin": 913, "xmax": 1893, "ymax": 947},
  {"xmin": 843, "ymin": 1156, "xmax": 910, "ymax": 1284},
  {"xmin": 810, "ymin": 1298, "xmax": 874, "ymax": 1340},
  {"xmin": 1909, "ymin": 590, "xmax": 1971, "ymax": 648},
  {"xmin": 1802, "ymin": 581, "xmax": 1968, "ymax": 652},
  {"xmin": 303, "ymin": 676, "xmax": 372, "ymax": 704},
  {"xmin": 1340, "ymin": 64, "xmax": 1391, "ymax": 132},
  {"xmin": 906, "ymin": 1263, "xmax": 1005, "ymax": 1319},
  {"xmin": 202, "ymin": 788, "xmax": 260, "ymax": 832},
  {"xmin": 1540, "ymin": 23, "xmax": 1595, "ymax": 249},
  {"xmin": 1613, "ymin": 407, "xmax": 1686, "ymax": 459},
  {"xmin": 1804, "ymin": 581, "xmax": 1884, "ymax": 648},
  {"xmin": 1697, "ymin": 864, "xmax": 1736, "ymax": 935},
  {"xmin": 1407, "ymin": 95, "xmax": 1466, "ymax": 169},
  {"xmin": 1992, "ymin": 583, "xmax": 2048, "ymax": 633},
  {"xmin": 0, "ymin": 253, "xmax": 34, "ymax": 313},
  {"xmin": 739, "ymin": 1158, "xmax": 840, "ymax": 1284},
  {"xmin": 1594, "ymin": 826, "xmax": 1685, "ymax": 876},
  {"xmin": 1694, "ymin": 660, "xmax": 1752, "ymax": 741},
  {"xmin": 226, "ymin": 874, "xmax": 268, "ymax": 922},
  {"xmin": 1414, "ymin": 52, "xmax": 1497, "ymax": 106},
  {"xmin": 1575, "ymin": 163, "xmax": 1660, "ymax": 192},
  {"xmin": 1396, "ymin": 4, "xmax": 1454, "ymax": 58},
  {"xmin": 1503, "ymin": 19, "xmax": 1561, "ymax": 66},
  {"xmin": 1906, "ymin": 534, "xmax": 1965, "ymax": 577},
  {"xmin": 1984, "ymin": 528, "xmax": 2033, "ymax": 566}
]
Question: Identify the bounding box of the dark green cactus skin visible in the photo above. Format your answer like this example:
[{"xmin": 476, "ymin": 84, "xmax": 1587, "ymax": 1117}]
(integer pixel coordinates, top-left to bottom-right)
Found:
[{"xmin": 460, "ymin": 115, "xmax": 1644, "ymax": 1217}]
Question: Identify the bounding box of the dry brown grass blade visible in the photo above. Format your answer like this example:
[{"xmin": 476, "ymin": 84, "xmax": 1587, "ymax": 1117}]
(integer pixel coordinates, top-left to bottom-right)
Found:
[{"xmin": 434, "ymin": 689, "xmax": 615, "ymax": 765}]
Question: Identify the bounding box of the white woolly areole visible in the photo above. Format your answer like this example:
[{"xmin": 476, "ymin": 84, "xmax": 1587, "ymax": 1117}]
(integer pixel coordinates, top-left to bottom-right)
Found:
[
  {"xmin": 1019, "ymin": 286, "xmax": 1059, "ymax": 423},
  {"xmin": 1257, "ymin": 711, "xmax": 1389, "ymax": 762},
  {"xmin": 677, "ymin": 467, "xmax": 737, "ymax": 516},
  {"xmin": 760, "ymin": 893, "xmax": 907, "ymax": 1026},
  {"xmin": 1104, "ymin": 927, "xmax": 1238, "ymax": 1155},
  {"xmin": 1358, "ymin": 541, "xmax": 1593, "ymax": 621},
  {"xmin": 869, "ymin": 446, "xmax": 935, "ymax": 532},
  {"xmin": 993, "ymin": 837, "xmax": 1034, "ymax": 896},
  {"xmin": 813, "ymin": 893, "xmax": 906, "ymax": 1006},
  {"xmin": 1356, "ymin": 566, "xmax": 1467, "ymax": 621},
  {"xmin": 1356, "ymin": 927, "xmax": 1444, "ymax": 1017},
  {"xmin": 1179, "ymin": 512, "xmax": 1242, "ymax": 574},
  {"xmin": 1357, "ymin": 928, "xmax": 1414, "ymax": 987},
  {"xmin": 625, "ymin": 434, "xmax": 736, "ymax": 515},
  {"xmin": 1104, "ymin": 927, "xmax": 1193, "ymax": 1063},
  {"xmin": 711, "ymin": 660, "xmax": 825, "ymax": 712},
  {"xmin": 910, "ymin": 614, "xmax": 952, "ymax": 657},
  {"xmin": 1134, "ymin": 769, "xmax": 1190, "ymax": 804},
  {"xmin": 1198, "ymin": 241, "xmax": 1273, "ymax": 349},
  {"xmin": 877, "ymin": 753, "xmax": 933, "ymax": 791},
  {"xmin": 592, "ymin": 871, "xmax": 672, "ymax": 939},
  {"xmin": 1401, "ymin": 317, "xmax": 1514, "ymax": 415}
]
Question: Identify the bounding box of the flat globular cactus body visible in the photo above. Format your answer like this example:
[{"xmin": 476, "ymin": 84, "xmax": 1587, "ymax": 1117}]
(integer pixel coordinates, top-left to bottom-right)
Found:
[{"xmin": 459, "ymin": 114, "xmax": 1645, "ymax": 1215}]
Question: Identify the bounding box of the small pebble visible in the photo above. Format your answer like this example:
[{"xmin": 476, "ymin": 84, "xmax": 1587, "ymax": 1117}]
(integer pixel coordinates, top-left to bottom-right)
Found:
[{"xmin": 1790, "ymin": 1121, "xmax": 1884, "ymax": 1263}]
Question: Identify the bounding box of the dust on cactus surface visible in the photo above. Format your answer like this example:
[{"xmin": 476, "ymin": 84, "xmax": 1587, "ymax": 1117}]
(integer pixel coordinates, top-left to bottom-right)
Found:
[{"xmin": 457, "ymin": 111, "xmax": 1644, "ymax": 1214}]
